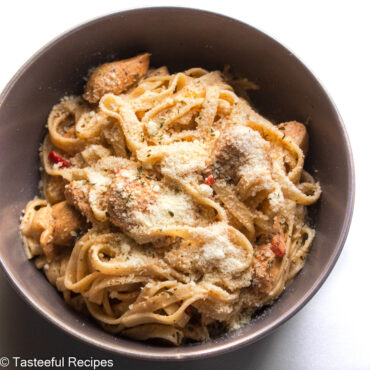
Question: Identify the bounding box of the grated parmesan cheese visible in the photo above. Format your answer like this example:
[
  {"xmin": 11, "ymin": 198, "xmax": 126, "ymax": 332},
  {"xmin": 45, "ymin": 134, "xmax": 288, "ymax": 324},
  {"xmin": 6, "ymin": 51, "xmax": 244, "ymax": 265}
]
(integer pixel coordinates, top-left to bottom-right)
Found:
[
  {"xmin": 161, "ymin": 142, "xmax": 208, "ymax": 177},
  {"xmin": 199, "ymin": 184, "xmax": 213, "ymax": 197},
  {"xmin": 194, "ymin": 223, "xmax": 249, "ymax": 274},
  {"xmin": 146, "ymin": 120, "xmax": 158, "ymax": 136},
  {"xmin": 86, "ymin": 169, "xmax": 111, "ymax": 187},
  {"xmin": 132, "ymin": 187, "xmax": 200, "ymax": 229}
]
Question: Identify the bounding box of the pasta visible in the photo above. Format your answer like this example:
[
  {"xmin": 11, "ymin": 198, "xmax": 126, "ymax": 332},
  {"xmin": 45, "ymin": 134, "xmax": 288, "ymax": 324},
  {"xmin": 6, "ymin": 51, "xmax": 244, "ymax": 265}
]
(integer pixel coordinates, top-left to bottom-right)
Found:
[{"xmin": 20, "ymin": 54, "xmax": 321, "ymax": 345}]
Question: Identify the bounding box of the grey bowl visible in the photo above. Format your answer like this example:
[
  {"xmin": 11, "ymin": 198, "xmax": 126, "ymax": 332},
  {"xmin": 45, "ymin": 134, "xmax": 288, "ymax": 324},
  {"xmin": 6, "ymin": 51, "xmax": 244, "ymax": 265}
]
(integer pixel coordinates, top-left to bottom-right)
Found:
[{"xmin": 0, "ymin": 7, "xmax": 354, "ymax": 360}]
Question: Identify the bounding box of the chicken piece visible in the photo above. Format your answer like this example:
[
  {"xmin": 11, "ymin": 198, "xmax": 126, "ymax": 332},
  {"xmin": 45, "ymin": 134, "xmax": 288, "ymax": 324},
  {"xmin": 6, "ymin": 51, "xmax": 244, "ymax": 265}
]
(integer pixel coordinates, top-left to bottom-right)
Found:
[
  {"xmin": 108, "ymin": 171, "xmax": 201, "ymax": 244},
  {"xmin": 252, "ymin": 241, "xmax": 281, "ymax": 295},
  {"xmin": 26, "ymin": 205, "xmax": 52, "ymax": 240},
  {"xmin": 107, "ymin": 175, "xmax": 158, "ymax": 244},
  {"xmin": 209, "ymin": 125, "xmax": 274, "ymax": 203},
  {"xmin": 50, "ymin": 201, "xmax": 84, "ymax": 246},
  {"xmin": 278, "ymin": 121, "xmax": 308, "ymax": 155},
  {"xmin": 22, "ymin": 199, "xmax": 84, "ymax": 261},
  {"xmin": 64, "ymin": 181, "xmax": 95, "ymax": 223},
  {"xmin": 209, "ymin": 125, "xmax": 271, "ymax": 184},
  {"xmin": 28, "ymin": 201, "xmax": 84, "ymax": 261},
  {"xmin": 210, "ymin": 126, "xmax": 248, "ymax": 182},
  {"xmin": 83, "ymin": 53, "xmax": 150, "ymax": 103},
  {"xmin": 251, "ymin": 215, "xmax": 287, "ymax": 296}
]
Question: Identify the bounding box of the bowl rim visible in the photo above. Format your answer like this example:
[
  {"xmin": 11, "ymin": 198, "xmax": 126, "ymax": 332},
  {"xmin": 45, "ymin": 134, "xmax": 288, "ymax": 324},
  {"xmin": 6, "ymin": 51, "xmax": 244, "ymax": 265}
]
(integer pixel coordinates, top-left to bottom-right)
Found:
[{"xmin": 0, "ymin": 6, "xmax": 355, "ymax": 361}]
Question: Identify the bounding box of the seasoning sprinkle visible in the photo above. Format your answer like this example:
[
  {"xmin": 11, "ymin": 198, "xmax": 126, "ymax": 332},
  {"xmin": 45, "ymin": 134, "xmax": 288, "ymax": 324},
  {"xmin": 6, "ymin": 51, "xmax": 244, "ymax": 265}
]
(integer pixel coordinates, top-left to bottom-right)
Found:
[{"xmin": 196, "ymin": 275, "xmax": 204, "ymax": 283}]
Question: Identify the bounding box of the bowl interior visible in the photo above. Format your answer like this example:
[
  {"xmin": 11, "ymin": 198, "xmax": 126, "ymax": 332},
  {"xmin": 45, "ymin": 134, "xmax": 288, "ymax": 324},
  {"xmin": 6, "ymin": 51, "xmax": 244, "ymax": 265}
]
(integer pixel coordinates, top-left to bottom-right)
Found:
[{"xmin": 0, "ymin": 7, "xmax": 353, "ymax": 360}]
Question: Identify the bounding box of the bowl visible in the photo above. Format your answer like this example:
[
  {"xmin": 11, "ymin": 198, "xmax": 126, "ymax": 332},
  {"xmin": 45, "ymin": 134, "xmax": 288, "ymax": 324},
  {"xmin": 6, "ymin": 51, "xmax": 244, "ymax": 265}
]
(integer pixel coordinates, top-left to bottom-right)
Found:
[{"xmin": 0, "ymin": 7, "xmax": 354, "ymax": 360}]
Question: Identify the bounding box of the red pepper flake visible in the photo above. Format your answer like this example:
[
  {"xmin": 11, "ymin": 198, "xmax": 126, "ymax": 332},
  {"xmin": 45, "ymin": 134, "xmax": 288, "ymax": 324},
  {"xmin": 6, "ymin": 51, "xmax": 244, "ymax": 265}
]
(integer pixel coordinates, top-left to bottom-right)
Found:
[
  {"xmin": 204, "ymin": 174, "xmax": 215, "ymax": 186},
  {"xmin": 271, "ymin": 235, "xmax": 286, "ymax": 258},
  {"xmin": 48, "ymin": 151, "xmax": 70, "ymax": 168},
  {"xmin": 115, "ymin": 168, "xmax": 121, "ymax": 174}
]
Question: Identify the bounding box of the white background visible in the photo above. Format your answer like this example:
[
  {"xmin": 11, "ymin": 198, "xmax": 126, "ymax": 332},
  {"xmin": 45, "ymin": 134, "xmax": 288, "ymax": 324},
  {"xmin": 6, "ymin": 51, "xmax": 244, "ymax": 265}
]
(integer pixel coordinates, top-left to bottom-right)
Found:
[{"xmin": 0, "ymin": 1, "xmax": 369, "ymax": 369}]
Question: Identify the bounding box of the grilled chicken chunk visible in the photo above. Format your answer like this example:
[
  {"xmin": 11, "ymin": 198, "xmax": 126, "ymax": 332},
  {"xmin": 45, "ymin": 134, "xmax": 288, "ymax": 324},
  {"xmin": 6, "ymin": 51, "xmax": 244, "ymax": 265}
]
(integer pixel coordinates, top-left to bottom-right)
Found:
[
  {"xmin": 65, "ymin": 181, "xmax": 95, "ymax": 223},
  {"xmin": 83, "ymin": 53, "xmax": 150, "ymax": 103},
  {"xmin": 108, "ymin": 175, "xmax": 158, "ymax": 244},
  {"xmin": 252, "ymin": 241, "xmax": 281, "ymax": 295},
  {"xmin": 108, "ymin": 172, "xmax": 201, "ymax": 244},
  {"xmin": 278, "ymin": 121, "xmax": 308, "ymax": 155},
  {"xmin": 210, "ymin": 125, "xmax": 271, "ymax": 184},
  {"xmin": 50, "ymin": 201, "xmax": 84, "ymax": 246},
  {"xmin": 28, "ymin": 201, "xmax": 85, "ymax": 261}
]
